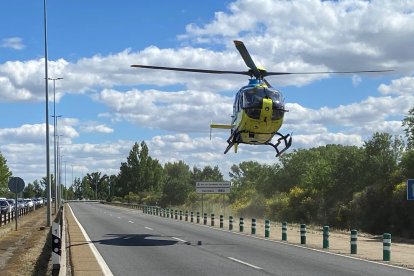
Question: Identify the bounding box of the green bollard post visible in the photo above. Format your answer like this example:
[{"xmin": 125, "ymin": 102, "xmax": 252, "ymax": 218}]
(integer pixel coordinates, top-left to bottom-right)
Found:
[
  {"xmin": 185, "ymin": 211, "xmax": 188, "ymax": 221},
  {"xmin": 323, "ymin": 226, "xmax": 329, "ymax": 249},
  {"xmin": 265, "ymin": 220, "xmax": 270, "ymax": 238},
  {"xmin": 239, "ymin": 217, "xmax": 244, "ymax": 232},
  {"xmin": 251, "ymin": 218, "xmax": 256, "ymax": 235},
  {"xmin": 190, "ymin": 211, "xmax": 194, "ymax": 223},
  {"xmin": 383, "ymin": 233, "xmax": 391, "ymax": 261},
  {"xmin": 220, "ymin": 215, "xmax": 224, "ymax": 228},
  {"xmin": 211, "ymin": 214, "xmax": 215, "ymax": 226},
  {"xmin": 166, "ymin": 208, "xmax": 169, "ymax": 218},
  {"xmin": 175, "ymin": 210, "xmax": 178, "ymax": 220},
  {"xmin": 351, "ymin": 229, "xmax": 358, "ymax": 254},
  {"xmin": 204, "ymin": 213, "xmax": 207, "ymax": 225},
  {"xmin": 229, "ymin": 216, "xmax": 233, "ymax": 231},
  {"xmin": 282, "ymin": 222, "xmax": 287, "ymax": 241},
  {"xmin": 300, "ymin": 224, "xmax": 306, "ymax": 245},
  {"xmin": 179, "ymin": 210, "xmax": 183, "ymax": 221},
  {"xmin": 197, "ymin": 212, "xmax": 200, "ymax": 223}
]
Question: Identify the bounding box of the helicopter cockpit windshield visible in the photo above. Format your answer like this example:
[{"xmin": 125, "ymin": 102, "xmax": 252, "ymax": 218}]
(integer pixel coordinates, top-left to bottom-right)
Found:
[{"xmin": 241, "ymin": 87, "xmax": 285, "ymax": 120}]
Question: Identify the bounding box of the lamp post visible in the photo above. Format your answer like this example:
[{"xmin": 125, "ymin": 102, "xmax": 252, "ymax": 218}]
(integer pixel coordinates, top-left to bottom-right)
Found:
[
  {"xmin": 43, "ymin": 0, "xmax": 51, "ymax": 227},
  {"xmin": 48, "ymin": 77, "xmax": 63, "ymax": 212},
  {"xmin": 64, "ymin": 161, "xmax": 67, "ymax": 201}
]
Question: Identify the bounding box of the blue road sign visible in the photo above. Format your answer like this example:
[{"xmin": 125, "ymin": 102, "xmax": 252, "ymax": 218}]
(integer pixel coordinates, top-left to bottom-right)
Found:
[{"xmin": 407, "ymin": 179, "xmax": 414, "ymax": 200}]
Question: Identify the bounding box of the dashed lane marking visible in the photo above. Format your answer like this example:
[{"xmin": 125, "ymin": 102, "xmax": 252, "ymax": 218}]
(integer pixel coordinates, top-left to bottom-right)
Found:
[
  {"xmin": 227, "ymin": 257, "xmax": 262, "ymax": 270},
  {"xmin": 144, "ymin": 227, "xmax": 153, "ymax": 230}
]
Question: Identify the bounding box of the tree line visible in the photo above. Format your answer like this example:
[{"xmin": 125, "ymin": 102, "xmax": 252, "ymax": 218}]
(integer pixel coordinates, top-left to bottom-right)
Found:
[{"xmin": 1, "ymin": 108, "xmax": 414, "ymax": 238}]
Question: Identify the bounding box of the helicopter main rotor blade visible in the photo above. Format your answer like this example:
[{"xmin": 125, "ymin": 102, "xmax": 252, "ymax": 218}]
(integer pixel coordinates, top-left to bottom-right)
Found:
[
  {"xmin": 264, "ymin": 69, "xmax": 393, "ymax": 76},
  {"xmin": 234, "ymin": 40, "xmax": 262, "ymax": 78},
  {"xmin": 131, "ymin": 64, "xmax": 250, "ymax": 75}
]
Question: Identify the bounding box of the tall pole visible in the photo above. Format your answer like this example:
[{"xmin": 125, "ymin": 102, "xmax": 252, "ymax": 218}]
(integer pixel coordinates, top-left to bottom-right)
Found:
[
  {"xmin": 49, "ymin": 77, "xmax": 63, "ymax": 212},
  {"xmin": 64, "ymin": 161, "xmax": 67, "ymax": 201},
  {"xmin": 43, "ymin": 0, "xmax": 51, "ymax": 227}
]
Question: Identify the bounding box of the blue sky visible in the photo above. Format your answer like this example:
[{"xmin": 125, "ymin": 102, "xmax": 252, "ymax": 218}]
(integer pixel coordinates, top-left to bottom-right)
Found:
[{"xmin": 1, "ymin": 0, "xmax": 414, "ymax": 184}]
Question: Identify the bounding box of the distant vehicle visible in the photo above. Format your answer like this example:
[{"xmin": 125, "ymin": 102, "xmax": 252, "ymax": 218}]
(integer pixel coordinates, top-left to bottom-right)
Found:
[
  {"xmin": 6, "ymin": 199, "xmax": 15, "ymax": 211},
  {"xmin": 17, "ymin": 199, "xmax": 25, "ymax": 209},
  {"xmin": 24, "ymin": 199, "xmax": 34, "ymax": 208},
  {"xmin": 0, "ymin": 200, "xmax": 11, "ymax": 214}
]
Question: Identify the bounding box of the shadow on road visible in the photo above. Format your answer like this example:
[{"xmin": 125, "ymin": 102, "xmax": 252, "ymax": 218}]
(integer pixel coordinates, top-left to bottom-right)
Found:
[{"xmin": 96, "ymin": 234, "xmax": 179, "ymax": 247}]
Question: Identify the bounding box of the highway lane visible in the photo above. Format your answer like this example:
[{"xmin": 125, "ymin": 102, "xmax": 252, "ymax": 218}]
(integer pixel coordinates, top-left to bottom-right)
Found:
[{"xmin": 69, "ymin": 202, "xmax": 414, "ymax": 276}]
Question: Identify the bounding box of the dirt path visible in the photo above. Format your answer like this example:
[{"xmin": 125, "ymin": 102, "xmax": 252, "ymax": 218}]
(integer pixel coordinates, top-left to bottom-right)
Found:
[{"xmin": 0, "ymin": 207, "xmax": 53, "ymax": 276}]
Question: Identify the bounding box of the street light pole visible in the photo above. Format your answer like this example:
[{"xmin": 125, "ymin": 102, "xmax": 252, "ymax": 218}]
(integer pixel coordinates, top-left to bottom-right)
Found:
[
  {"xmin": 64, "ymin": 161, "xmax": 67, "ymax": 201},
  {"xmin": 48, "ymin": 77, "xmax": 63, "ymax": 213},
  {"xmin": 43, "ymin": 0, "xmax": 51, "ymax": 227}
]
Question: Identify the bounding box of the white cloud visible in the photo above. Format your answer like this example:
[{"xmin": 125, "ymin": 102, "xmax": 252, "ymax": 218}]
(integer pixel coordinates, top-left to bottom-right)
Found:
[
  {"xmin": 97, "ymin": 88, "xmax": 233, "ymax": 132},
  {"xmin": 1, "ymin": 37, "xmax": 25, "ymax": 50},
  {"xmin": 80, "ymin": 123, "xmax": 114, "ymax": 134}
]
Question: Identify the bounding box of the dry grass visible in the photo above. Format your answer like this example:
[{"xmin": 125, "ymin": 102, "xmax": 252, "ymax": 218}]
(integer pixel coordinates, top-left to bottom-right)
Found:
[{"xmin": 0, "ymin": 207, "xmax": 54, "ymax": 276}]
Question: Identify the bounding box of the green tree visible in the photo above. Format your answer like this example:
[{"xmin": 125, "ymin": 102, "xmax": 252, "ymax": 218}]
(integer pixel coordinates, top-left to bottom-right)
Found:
[
  {"xmin": 0, "ymin": 152, "xmax": 12, "ymax": 195},
  {"xmin": 116, "ymin": 141, "xmax": 164, "ymax": 197},
  {"xmin": 86, "ymin": 172, "xmax": 108, "ymax": 200},
  {"xmin": 402, "ymin": 107, "xmax": 414, "ymax": 149},
  {"xmin": 161, "ymin": 161, "xmax": 191, "ymax": 206}
]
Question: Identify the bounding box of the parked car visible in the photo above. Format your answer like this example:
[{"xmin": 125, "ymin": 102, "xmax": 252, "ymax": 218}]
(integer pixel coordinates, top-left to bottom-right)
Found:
[
  {"xmin": 17, "ymin": 198, "xmax": 25, "ymax": 209},
  {"xmin": 24, "ymin": 199, "xmax": 34, "ymax": 208},
  {"xmin": 0, "ymin": 200, "xmax": 11, "ymax": 214},
  {"xmin": 6, "ymin": 199, "xmax": 15, "ymax": 211}
]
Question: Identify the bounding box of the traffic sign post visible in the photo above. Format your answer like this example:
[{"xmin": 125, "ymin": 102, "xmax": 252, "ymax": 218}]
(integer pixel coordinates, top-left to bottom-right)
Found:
[
  {"xmin": 196, "ymin": 182, "xmax": 231, "ymax": 216},
  {"xmin": 8, "ymin": 177, "xmax": 25, "ymax": 231},
  {"xmin": 407, "ymin": 179, "xmax": 414, "ymax": 200}
]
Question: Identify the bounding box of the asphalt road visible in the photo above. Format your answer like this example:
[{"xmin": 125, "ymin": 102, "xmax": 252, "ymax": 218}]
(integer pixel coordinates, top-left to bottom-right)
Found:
[{"xmin": 68, "ymin": 202, "xmax": 414, "ymax": 276}]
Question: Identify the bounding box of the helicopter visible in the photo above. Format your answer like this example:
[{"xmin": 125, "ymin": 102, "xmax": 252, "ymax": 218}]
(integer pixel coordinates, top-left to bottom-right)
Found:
[{"xmin": 131, "ymin": 40, "xmax": 392, "ymax": 157}]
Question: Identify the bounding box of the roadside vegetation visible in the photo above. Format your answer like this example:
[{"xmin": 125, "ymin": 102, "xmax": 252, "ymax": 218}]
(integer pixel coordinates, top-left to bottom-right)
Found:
[{"xmin": 2, "ymin": 108, "xmax": 414, "ymax": 239}]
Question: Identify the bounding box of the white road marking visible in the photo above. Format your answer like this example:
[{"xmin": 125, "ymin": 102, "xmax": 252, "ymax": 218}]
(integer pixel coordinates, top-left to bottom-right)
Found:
[
  {"xmin": 117, "ymin": 216, "xmax": 121, "ymax": 219},
  {"xmin": 172, "ymin": 237, "xmax": 187, "ymax": 243},
  {"xmin": 144, "ymin": 227, "xmax": 153, "ymax": 230},
  {"xmin": 67, "ymin": 204, "xmax": 114, "ymax": 276},
  {"xmin": 128, "ymin": 220, "xmax": 134, "ymax": 224},
  {"xmin": 227, "ymin": 257, "xmax": 262, "ymax": 270}
]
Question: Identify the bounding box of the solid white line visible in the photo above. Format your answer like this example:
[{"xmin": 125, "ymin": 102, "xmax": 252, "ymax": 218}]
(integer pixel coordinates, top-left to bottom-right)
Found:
[
  {"xmin": 172, "ymin": 237, "xmax": 187, "ymax": 243},
  {"xmin": 67, "ymin": 204, "xmax": 114, "ymax": 276},
  {"xmin": 227, "ymin": 257, "xmax": 262, "ymax": 270},
  {"xmin": 144, "ymin": 226, "xmax": 153, "ymax": 230},
  {"xmin": 128, "ymin": 220, "xmax": 134, "ymax": 224}
]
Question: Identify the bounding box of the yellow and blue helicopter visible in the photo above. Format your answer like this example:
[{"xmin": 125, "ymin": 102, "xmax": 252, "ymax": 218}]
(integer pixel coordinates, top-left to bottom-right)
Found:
[{"xmin": 132, "ymin": 40, "xmax": 391, "ymax": 156}]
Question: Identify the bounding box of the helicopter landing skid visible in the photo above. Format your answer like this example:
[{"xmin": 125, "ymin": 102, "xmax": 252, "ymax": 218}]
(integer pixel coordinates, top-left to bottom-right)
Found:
[{"xmin": 267, "ymin": 132, "xmax": 292, "ymax": 157}]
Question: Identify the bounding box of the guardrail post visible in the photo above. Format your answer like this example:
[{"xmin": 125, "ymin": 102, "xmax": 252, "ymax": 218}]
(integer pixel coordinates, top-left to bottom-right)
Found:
[
  {"xmin": 323, "ymin": 226, "xmax": 329, "ymax": 249},
  {"xmin": 251, "ymin": 218, "xmax": 256, "ymax": 235},
  {"xmin": 220, "ymin": 215, "xmax": 224, "ymax": 228},
  {"xmin": 211, "ymin": 214, "xmax": 215, "ymax": 226},
  {"xmin": 197, "ymin": 212, "xmax": 200, "ymax": 223},
  {"xmin": 282, "ymin": 222, "xmax": 287, "ymax": 241},
  {"xmin": 300, "ymin": 224, "xmax": 306, "ymax": 244},
  {"xmin": 265, "ymin": 220, "xmax": 270, "ymax": 238},
  {"xmin": 204, "ymin": 213, "xmax": 207, "ymax": 225},
  {"xmin": 239, "ymin": 217, "xmax": 244, "ymax": 232},
  {"xmin": 351, "ymin": 229, "xmax": 357, "ymax": 254},
  {"xmin": 185, "ymin": 211, "xmax": 188, "ymax": 221},
  {"xmin": 191, "ymin": 211, "xmax": 194, "ymax": 222},
  {"xmin": 383, "ymin": 233, "xmax": 391, "ymax": 261},
  {"xmin": 229, "ymin": 216, "xmax": 233, "ymax": 230}
]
